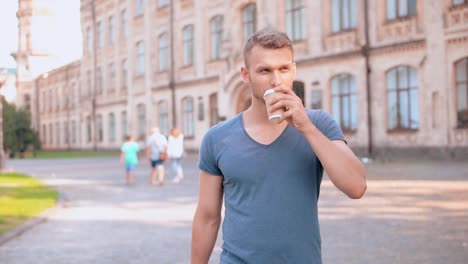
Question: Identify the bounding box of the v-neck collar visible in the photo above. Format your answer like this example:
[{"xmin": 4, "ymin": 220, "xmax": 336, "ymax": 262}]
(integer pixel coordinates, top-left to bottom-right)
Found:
[{"xmin": 239, "ymin": 112, "xmax": 290, "ymax": 147}]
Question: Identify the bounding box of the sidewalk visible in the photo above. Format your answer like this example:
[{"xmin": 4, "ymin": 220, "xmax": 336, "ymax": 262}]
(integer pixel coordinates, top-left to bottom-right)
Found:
[{"xmin": 0, "ymin": 155, "xmax": 467, "ymax": 264}]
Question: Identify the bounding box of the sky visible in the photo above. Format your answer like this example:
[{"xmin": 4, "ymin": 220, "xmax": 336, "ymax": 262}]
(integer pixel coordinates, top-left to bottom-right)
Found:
[{"xmin": 0, "ymin": 0, "xmax": 82, "ymax": 69}]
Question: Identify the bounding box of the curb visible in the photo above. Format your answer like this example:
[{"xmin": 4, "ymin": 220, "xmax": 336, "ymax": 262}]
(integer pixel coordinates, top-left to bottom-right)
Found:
[{"xmin": 0, "ymin": 190, "xmax": 68, "ymax": 246}]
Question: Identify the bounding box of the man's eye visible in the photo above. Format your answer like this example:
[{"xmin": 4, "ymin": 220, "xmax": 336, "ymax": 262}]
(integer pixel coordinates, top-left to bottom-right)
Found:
[{"xmin": 281, "ymin": 67, "xmax": 289, "ymax": 72}]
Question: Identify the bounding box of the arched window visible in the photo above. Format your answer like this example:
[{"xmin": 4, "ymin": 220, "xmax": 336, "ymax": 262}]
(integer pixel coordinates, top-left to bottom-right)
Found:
[
  {"xmin": 455, "ymin": 58, "xmax": 468, "ymax": 127},
  {"xmin": 182, "ymin": 97, "xmax": 195, "ymax": 137},
  {"xmin": 209, "ymin": 93, "xmax": 219, "ymax": 126},
  {"xmin": 331, "ymin": 74, "xmax": 357, "ymax": 131},
  {"xmin": 96, "ymin": 114, "xmax": 103, "ymax": 142},
  {"xmin": 285, "ymin": 0, "xmax": 306, "ymax": 40},
  {"xmin": 109, "ymin": 113, "xmax": 116, "ymax": 142},
  {"xmin": 293, "ymin": 81, "xmax": 305, "ymax": 106},
  {"xmin": 137, "ymin": 104, "xmax": 146, "ymax": 139},
  {"xmin": 242, "ymin": 4, "xmax": 256, "ymax": 43},
  {"xmin": 210, "ymin": 15, "xmax": 223, "ymax": 60},
  {"xmin": 387, "ymin": 66, "xmax": 419, "ymax": 130},
  {"xmin": 158, "ymin": 100, "xmax": 169, "ymax": 135},
  {"xmin": 121, "ymin": 111, "xmax": 127, "ymax": 140}
]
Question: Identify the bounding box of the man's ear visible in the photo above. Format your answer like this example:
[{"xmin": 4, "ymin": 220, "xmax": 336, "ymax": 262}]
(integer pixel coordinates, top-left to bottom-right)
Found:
[{"xmin": 241, "ymin": 66, "xmax": 249, "ymax": 83}]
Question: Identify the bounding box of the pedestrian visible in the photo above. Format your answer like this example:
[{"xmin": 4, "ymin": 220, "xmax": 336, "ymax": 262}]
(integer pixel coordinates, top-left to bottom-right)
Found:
[
  {"xmin": 146, "ymin": 127, "xmax": 168, "ymax": 186},
  {"xmin": 191, "ymin": 28, "xmax": 367, "ymax": 263},
  {"xmin": 120, "ymin": 135, "xmax": 140, "ymax": 185},
  {"xmin": 168, "ymin": 127, "xmax": 185, "ymax": 183}
]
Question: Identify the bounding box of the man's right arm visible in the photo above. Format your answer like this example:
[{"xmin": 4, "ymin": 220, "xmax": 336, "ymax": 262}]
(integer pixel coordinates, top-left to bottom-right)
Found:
[{"xmin": 191, "ymin": 170, "xmax": 223, "ymax": 264}]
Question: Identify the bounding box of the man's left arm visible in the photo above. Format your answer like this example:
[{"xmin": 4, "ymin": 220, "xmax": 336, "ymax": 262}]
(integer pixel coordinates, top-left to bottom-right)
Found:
[{"xmin": 303, "ymin": 127, "xmax": 366, "ymax": 199}]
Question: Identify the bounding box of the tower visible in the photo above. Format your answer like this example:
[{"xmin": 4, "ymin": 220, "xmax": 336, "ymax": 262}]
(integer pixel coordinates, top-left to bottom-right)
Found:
[{"xmin": 12, "ymin": 0, "xmax": 60, "ymax": 128}]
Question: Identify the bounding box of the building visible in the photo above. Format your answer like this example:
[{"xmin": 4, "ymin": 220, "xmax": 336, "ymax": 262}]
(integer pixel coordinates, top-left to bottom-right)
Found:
[{"xmin": 14, "ymin": 0, "xmax": 468, "ymax": 159}]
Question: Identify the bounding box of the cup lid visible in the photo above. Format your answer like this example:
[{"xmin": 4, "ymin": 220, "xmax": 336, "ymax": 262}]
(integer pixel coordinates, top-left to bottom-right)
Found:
[{"xmin": 263, "ymin": 89, "xmax": 275, "ymax": 98}]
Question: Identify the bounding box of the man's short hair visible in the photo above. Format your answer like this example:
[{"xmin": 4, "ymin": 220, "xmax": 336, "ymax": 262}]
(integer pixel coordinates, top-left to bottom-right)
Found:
[{"xmin": 243, "ymin": 27, "xmax": 294, "ymax": 67}]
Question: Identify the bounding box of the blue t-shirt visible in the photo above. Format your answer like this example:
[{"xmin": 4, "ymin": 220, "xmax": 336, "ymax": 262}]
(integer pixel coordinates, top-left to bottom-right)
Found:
[{"xmin": 198, "ymin": 109, "xmax": 345, "ymax": 264}]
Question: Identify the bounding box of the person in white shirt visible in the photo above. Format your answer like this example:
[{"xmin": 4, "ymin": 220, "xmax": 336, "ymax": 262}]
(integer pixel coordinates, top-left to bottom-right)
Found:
[
  {"xmin": 167, "ymin": 128, "xmax": 184, "ymax": 183},
  {"xmin": 146, "ymin": 127, "xmax": 168, "ymax": 186}
]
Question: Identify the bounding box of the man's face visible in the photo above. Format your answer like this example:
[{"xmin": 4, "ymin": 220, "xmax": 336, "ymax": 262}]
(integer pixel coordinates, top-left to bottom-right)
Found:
[{"xmin": 241, "ymin": 45, "xmax": 296, "ymax": 102}]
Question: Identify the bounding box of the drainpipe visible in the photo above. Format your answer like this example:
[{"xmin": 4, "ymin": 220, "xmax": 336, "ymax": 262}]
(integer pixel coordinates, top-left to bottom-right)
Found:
[
  {"xmin": 363, "ymin": 0, "xmax": 373, "ymax": 158},
  {"xmin": 90, "ymin": 0, "xmax": 97, "ymax": 151},
  {"xmin": 169, "ymin": 0, "xmax": 176, "ymax": 128}
]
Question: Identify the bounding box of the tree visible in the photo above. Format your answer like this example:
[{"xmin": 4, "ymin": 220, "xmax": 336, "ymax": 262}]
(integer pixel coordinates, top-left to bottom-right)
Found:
[{"xmin": 2, "ymin": 98, "xmax": 41, "ymax": 158}]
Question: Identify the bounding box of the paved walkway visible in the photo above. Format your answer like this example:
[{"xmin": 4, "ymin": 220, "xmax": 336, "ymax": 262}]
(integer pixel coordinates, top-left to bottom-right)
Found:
[{"xmin": 1, "ymin": 155, "xmax": 467, "ymax": 264}]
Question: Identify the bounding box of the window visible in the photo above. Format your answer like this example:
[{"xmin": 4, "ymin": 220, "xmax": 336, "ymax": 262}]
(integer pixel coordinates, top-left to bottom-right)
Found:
[
  {"xmin": 209, "ymin": 93, "xmax": 218, "ymax": 126},
  {"xmin": 87, "ymin": 116, "xmax": 92, "ymax": 142},
  {"xmin": 310, "ymin": 89, "xmax": 323, "ymax": 109},
  {"xmin": 42, "ymin": 125, "xmax": 46, "ymax": 143},
  {"xmin": 453, "ymin": 0, "xmax": 467, "ymax": 6},
  {"xmin": 64, "ymin": 121, "xmax": 69, "ymax": 144},
  {"xmin": 86, "ymin": 26, "xmax": 93, "ymax": 51},
  {"xmin": 56, "ymin": 122, "xmax": 61, "ymax": 146},
  {"xmin": 109, "ymin": 15, "xmax": 115, "ymax": 44},
  {"xmin": 71, "ymin": 120, "xmax": 76, "ymax": 143},
  {"xmin": 332, "ymin": 0, "xmax": 356, "ymax": 32},
  {"xmin": 109, "ymin": 113, "xmax": 116, "ymax": 142},
  {"xmin": 285, "ymin": 0, "xmax": 306, "ymax": 40},
  {"xmin": 24, "ymin": 94, "xmax": 31, "ymax": 112},
  {"xmin": 97, "ymin": 67, "xmax": 103, "ymax": 94},
  {"xmin": 87, "ymin": 70, "xmax": 92, "ymax": 96},
  {"xmin": 293, "ymin": 81, "xmax": 305, "ymax": 106},
  {"xmin": 136, "ymin": 41, "xmax": 145, "ymax": 75},
  {"xmin": 183, "ymin": 25, "xmax": 194, "ymax": 66},
  {"xmin": 455, "ymin": 58, "xmax": 468, "ymax": 127},
  {"xmin": 137, "ymin": 104, "xmax": 146, "ymax": 139},
  {"xmin": 331, "ymin": 74, "xmax": 358, "ymax": 131},
  {"xmin": 158, "ymin": 101, "xmax": 169, "ymax": 135},
  {"xmin": 121, "ymin": 59, "xmax": 128, "ymax": 91},
  {"xmin": 136, "ymin": 0, "xmax": 144, "ymax": 16},
  {"xmin": 121, "ymin": 111, "xmax": 127, "ymax": 140},
  {"xmin": 49, "ymin": 124, "xmax": 53, "ymax": 144},
  {"xmin": 121, "ymin": 9, "xmax": 127, "ymax": 37},
  {"xmin": 182, "ymin": 97, "xmax": 194, "ymax": 137},
  {"xmin": 198, "ymin": 97, "xmax": 205, "ymax": 121},
  {"xmin": 97, "ymin": 21, "xmax": 103, "ymax": 48},
  {"xmin": 159, "ymin": 33, "xmax": 169, "ymax": 71},
  {"xmin": 210, "ymin": 16, "xmax": 223, "ymax": 60},
  {"xmin": 386, "ymin": 0, "xmax": 416, "ymax": 20},
  {"xmin": 158, "ymin": 0, "xmax": 169, "ymax": 7},
  {"xmin": 242, "ymin": 4, "xmax": 256, "ymax": 43},
  {"xmin": 109, "ymin": 63, "xmax": 115, "ymax": 92},
  {"xmin": 387, "ymin": 66, "xmax": 419, "ymax": 130},
  {"xmin": 97, "ymin": 114, "xmax": 103, "ymax": 142}
]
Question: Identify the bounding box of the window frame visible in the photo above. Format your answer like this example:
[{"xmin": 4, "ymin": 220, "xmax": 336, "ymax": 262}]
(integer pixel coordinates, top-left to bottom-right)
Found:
[
  {"xmin": 455, "ymin": 58, "xmax": 468, "ymax": 128},
  {"xmin": 210, "ymin": 15, "xmax": 223, "ymax": 60},
  {"xmin": 386, "ymin": 0, "xmax": 417, "ymax": 21},
  {"xmin": 285, "ymin": 0, "xmax": 306, "ymax": 40},
  {"xmin": 242, "ymin": 3, "xmax": 257, "ymax": 43},
  {"xmin": 331, "ymin": 74, "xmax": 358, "ymax": 133},
  {"xmin": 182, "ymin": 97, "xmax": 195, "ymax": 138},
  {"xmin": 183, "ymin": 25, "xmax": 194, "ymax": 66},
  {"xmin": 386, "ymin": 66, "xmax": 419, "ymax": 131}
]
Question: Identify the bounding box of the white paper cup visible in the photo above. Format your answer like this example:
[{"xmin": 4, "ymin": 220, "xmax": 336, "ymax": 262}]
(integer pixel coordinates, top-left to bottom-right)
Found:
[{"xmin": 263, "ymin": 89, "xmax": 284, "ymax": 123}]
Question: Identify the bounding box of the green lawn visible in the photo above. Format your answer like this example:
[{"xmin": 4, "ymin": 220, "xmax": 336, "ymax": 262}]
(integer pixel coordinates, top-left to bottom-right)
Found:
[
  {"xmin": 24, "ymin": 150, "xmax": 120, "ymax": 159},
  {"xmin": 0, "ymin": 173, "xmax": 58, "ymax": 235}
]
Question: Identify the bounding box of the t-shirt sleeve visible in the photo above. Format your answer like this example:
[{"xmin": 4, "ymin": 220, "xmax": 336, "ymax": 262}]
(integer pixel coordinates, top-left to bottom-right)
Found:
[
  {"xmin": 198, "ymin": 131, "xmax": 223, "ymax": 176},
  {"xmin": 312, "ymin": 110, "xmax": 346, "ymax": 142}
]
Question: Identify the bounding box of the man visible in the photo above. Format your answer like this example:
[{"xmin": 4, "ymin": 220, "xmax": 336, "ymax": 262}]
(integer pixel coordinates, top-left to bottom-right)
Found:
[
  {"xmin": 191, "ymin": 28, "xmax": 366, "ymax": 263},
  {"xmin": 146, "ymin": 127, "xmax": 167, "ymax": 186}
]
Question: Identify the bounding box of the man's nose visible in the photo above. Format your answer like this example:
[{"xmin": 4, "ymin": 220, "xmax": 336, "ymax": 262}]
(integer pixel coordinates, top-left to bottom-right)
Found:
[{"xmin": 270, "ymin": 71, "xmax": 282, "ymax": 87}]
